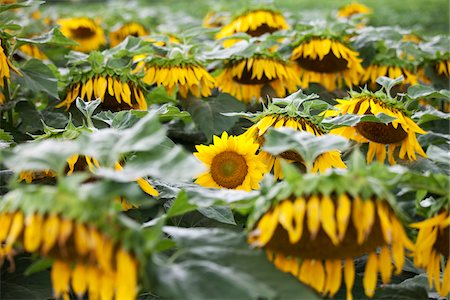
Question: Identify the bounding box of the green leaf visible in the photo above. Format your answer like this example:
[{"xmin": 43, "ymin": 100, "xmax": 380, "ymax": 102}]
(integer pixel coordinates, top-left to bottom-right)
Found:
[
  {"xmin": 157, "ymin": 104, "xmax": 191, "ymax": 123},
  {"xmin": 187, "ymin": 94, "xmax": 246, "ymax": 141},
  {"xmin": 154, "ymin": 227, "xmax": 320, "ymax": 300},
  {"xmin": 147, "ymin": 85, "xmax": 177, "ymax": 104},
  {"xmin": 15, "ymin": 59, "xmax": 59, "ymax": 99},
  {"xmin": 24, "ymin": 258, "xmax": 53, "ymax": 276},
  {"xmin": 376, "ymin": 76, "xmax": 404, "ymax": 95},
  {"xmin": 166, "ymin": 190, "xmax": 198, "ymax": 218},
  {"xmin": 407, "ymin": 84, "xmax": 450, "ymax": 100},
  {"xmin": 412, "ymin": 107, "xmax": 450, "ymax": 124},
  {"xmin": 197, "ymin": 206, "xmax": 236, "ymax": 225},
  {"xmin": 94, "ymin": 110, "xmax": 148, "ymax": 129},
  {"xmin": 426, "ymin": 145, "xmax": 450, "ymax": 167},
  {"xmin": 375, "ymin": 274, "xmax": 429, "ymax": 300},
  {"xmin": 16, "ymin": 28, "xmax": 78, "ymax": 47},
  {"xmin": 322, "ymin": 113, "xmax": 396, "ymax": 130},
  {"xmin": 0, "ymin": 0, "xmax": 43, "ymax": 13}
]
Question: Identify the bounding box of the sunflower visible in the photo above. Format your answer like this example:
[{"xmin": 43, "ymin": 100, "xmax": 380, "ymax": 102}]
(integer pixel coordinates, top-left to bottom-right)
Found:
[
  {"xmin": 411, "ymin": 210, "xmax": 450, "ymax": 297},
  {"xmin": 109, "ymin": 22, "xmax": 149, "ymax": 48},
  {"xmin": 216, "ymin": 8, "xmax": 289, "ymax": 47},
  {"xmin": 17, "ymin": 44, "xmax": 47, "ymax": 60},
  {"xmin": 0, "ymin": 43, "xmax": 20, "ymax": 86},
  {"xmin": 216, "ymin": 55, "xmax": 300, "ymax": 103},
  {"xmin": 202, "ymin": 11, "xmax": 228, "ymax": 28},
  {"xmin": 325, "ymin": 91, "xmax": 427, "ymax": 165},
  {"xmin": 58, "ymin": 17, "xmax": 106, "ymax": 52},
  {"xmin": 337, "ymin": 2, "xmax": 372, "ymax": 18},
  {"xmin": 436, "ymin": 59, "xmax": 450, "ymax": 77},
  {"xmin": 361, "ymin": 64, "xmax": 418, "ymax": 90},
  {"xmin": 194, "ymin": 132, "xmax": 266, "ymax": 191},
  {"xmin": 291, "ymin": 38, "xmax": 364, "ymax": 91},
  {"xmin": 56, "ymin": 74, "xmax": 147, "ymax": 111},
  {"xmin": 248, "ymin": 170, "xmax": 413, "ymax": 300},
  {"xmin": 141, "ymin": 58, "xmax": 215, "ymax": 99},
  {"xmin": 0, "ymin": 211, "xmax": 138, "ymax": 300},
  {"xmin": 244, "ymin": 114, "xmax": 346, "ymax": 179}
]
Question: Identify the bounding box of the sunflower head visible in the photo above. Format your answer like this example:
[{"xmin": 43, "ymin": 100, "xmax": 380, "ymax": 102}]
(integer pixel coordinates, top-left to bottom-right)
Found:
[
  {"xmin": 0, "ymin": 182, "xmax": 141, "ymax": 300},
  {"xmin": 337, "ymin": 2, "xmax": 372, "ymax": 19},
  {"xmin": 248, "ymin": 158, "xmax": 413, "ymax": 299},
  {"xmin": 325, "ymin": 85, "xmax": 427, "ymax": 165},
  {"xmin": 202, "ymin": 11, "xmax": 229, "ymax": 28},
  {"xmin": 140, "ymin": 47, "xmax": 215, "ymax": 99},
  {"xmin": 290, "ymin": 34, "xmax": 363, "ymax": 91},
  {"xmin": 194, "ymin": 132, "xmax": 267, "ymax": 191},
  {"xmin": 241, "ymin": 90, "xmax": 346, "ymax": 177},
  {"xmin": 0, "ymin": 42, "xmax": 21, "ymax": 86},
  {"xmin": 58, "ymin": 17, "xmax": 106, "ymax": 53},
  {"xmin": 56, "ymin": 49, "xmax": 148, "ymax": 111},
  {"xmin": 216, "ymin": 8, "xmax": 289, "ymax": 46},
  {"xmin": 109, "ymin": 22, "xmax": 149, "ymax": 48}
]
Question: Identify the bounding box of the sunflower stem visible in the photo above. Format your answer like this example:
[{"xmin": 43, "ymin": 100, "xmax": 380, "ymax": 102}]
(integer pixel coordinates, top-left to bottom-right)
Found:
[{"xmin": 3, "ymin": 77, "xmax": 13, "ymax": 127}]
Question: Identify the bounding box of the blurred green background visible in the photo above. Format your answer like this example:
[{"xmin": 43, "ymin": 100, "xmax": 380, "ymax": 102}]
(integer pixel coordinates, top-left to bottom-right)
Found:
[{"xmin": 43, "ymin": 0, "xmax": 449, "ymax": 35}]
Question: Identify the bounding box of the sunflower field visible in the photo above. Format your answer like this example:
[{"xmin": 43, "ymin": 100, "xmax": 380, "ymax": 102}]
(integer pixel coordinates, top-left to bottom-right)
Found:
[{"xmin": 0, "ymin": 0, "xmax": 449, "ymax": 299}]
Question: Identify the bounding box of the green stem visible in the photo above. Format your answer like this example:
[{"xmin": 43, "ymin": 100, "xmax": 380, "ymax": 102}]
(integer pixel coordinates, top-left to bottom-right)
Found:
[{"xmin": 3, "ymin": 77, "xmax": 13, "ymax": 127}]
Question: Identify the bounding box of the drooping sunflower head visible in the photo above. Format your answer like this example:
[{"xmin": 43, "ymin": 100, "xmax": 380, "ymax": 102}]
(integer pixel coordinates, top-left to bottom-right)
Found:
[
  {"xmin": 435, "ymin": 59, "xmax": 450, "ymax": 77},
  {"xmin": 242, "ymin": 90, "xmax": 346, "ymax": 178},
  {"xmin": 324, "ymin": 88, "xmax": 427, "ymax": 165},
  {"xmin": 16, "ymin": 44, "xmax": 48, "ymax": 60},
  {"xmin": 361, "ymin": 63, "xmax": 419, "ymax": 90},
  {"xmin": 140, "ymin": 51, "xmax": 215, "ymax": 99},
  {"xmin": 0, "ymin": 42, "xmax": 21, "ymax": 86},
  {"xmin": 109, "ymin": 22, "xmax": 149, "ymax": 48},
  {"xmin": 216, "ymin": 47, "xmax": 300, "ymax": 103},
  {"xmin": 194, "ymin": 132, "xmax": 267, "ymax": 191},
  {"xmin": 0, "ymin": 184, "xmax": 141, "ymax": 300},
  {"xmin": 58, "ymin": 17, "xmax": 106, "ymax": 52},
  {"xmin": 290, "ymin": 36, "xmax": 364, "ymax": 91},
  {"xmin": 216, "ymin": 8, "xmax": 289, "ymax": 45},
  {"xmin": 337, "ymin": 2, "xmax": 372, "ymax": 19},
  {"xmin": 202, "ymin": 11, "xmax": 229, "ymax": 28},
  {"xmin": 57, "ymin": 50, "xmax": 148, "ymax": 111},
  {"xmin": 410, "ymin": 208, "xmax": 450, "ymax": 297},
  {"xmin": 248, "ymin": 163, "xmax": 413, "ymax": 299}
]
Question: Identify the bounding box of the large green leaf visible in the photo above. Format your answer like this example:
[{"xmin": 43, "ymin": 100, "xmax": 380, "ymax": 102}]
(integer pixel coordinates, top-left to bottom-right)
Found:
[
  {"xmin": 15, "ymin": 59, "xmax": 59, "ymax": 99},
  {"xmin": 153, "ymin": 227, "xmax": 320, "ymax": 300},
  {"xmin": 16, "ymin": 28, "xmax": 78, "ymax": 47},
  {"xmin": 187, "ymin": 93, "xmax": 246, "ymax": 141}
]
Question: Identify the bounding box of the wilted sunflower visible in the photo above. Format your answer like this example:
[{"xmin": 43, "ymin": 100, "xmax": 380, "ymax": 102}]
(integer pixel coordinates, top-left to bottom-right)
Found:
[
  {"xmin": 216, "ymin": 54, "xmax": 299, "ymax": 103},
  {"xmin": 216, "ymin": 8, "xmax": 289, "ymax": 47},
  {"xmin": 17, "ymin": 44, "xmax": 47, "ymax": 60},
  {"xmin": 411, "ymin": 210, "xmax": 450, "ymax": 297},
  {"xmin": 58, "ymin": 17, "xmax": 106, "ymax": 52},
  {"xmin": 243, "ymin": 92, "xmax": 346, "ymax": 178},
  {"xmin": 291, "ymin": 37, "xmax": 364, "ymax": 91},
  {"xmin": 0, "ymin": 210, "xmax": 138, "ymax": 300},
  {"xmin": 194, "ymin": 132, "xmax": 266, "ymax": 191},
  {"xmin": 109, "ymin": 22, "xmax": 149, "ymax": 47},
  {"xmin": 57, "ymin": 74, "xmax": 147, "ymax": 111},
  {"xmin": 337, "ymin": 2, "xmax": 372, "ymax": 19},
  {"xmin": 325, "ymin": 90, "xmax": 427, "ymax": 164},
  {"xmin": 248, "ymin": 167, "xmax": 414, "ymax": 300},
  {"xmin": 436, "ymin": 59, "xmax": 450, "ymax": 77},
  {"xmin": 361, "ymin": 64, "xmax": 418, "ymax": 89},
  {"xmin": 0, "ymin": 43, "xmax": 20, "ymax": 86},
  {"xmin": 140, "ymin": 56, "xmax": 215, "ymax": 99}
]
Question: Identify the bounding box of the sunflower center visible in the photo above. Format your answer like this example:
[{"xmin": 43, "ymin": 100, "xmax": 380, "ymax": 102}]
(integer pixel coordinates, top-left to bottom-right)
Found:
[
  {"xmin": 210, "ymin": 151, "xmax": 248, "ymax": 189},
  {"xmin": 356, "ymin": 121, "xmax": 408, "ymax": 144},
  {"xmin": 435, "ymin": 225, "xmax": 449, "ymax": 257},
  {"xmin": 232, "ymin": 66, "xmax": 276, "ymax": 85},
  {"xmin": 245, "ymin": 24, "xmax": 279, "ymax": 37},
  {"xmin": 296, "ymin": 52, "xmax": 349, "ymax": 73},
  {"xmin": 71, "ymin": 26, "xmax": 96, "ymax": 39}
]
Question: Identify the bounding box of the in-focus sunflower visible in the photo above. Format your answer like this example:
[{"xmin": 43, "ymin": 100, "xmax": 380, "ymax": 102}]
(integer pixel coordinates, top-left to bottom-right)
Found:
[
  {"xmin": 58, "ymin": 17, "xmax": 106, "ymax": 52},
  {"xmin": 57, "ymin": 74, "xmax": 147, "ymax": 111},
  {"xmin": 248, "ymin": 165, "xmax": 414, "ymax": 300},
  {"xmin": 0, "ymin": 210, "xmax": 138, "ymax": 300},
  {"xmin": 411, "ymin": 210, "xmax": 450, "ymax": 297},
  {"xmin": 109, "ymin": 22, "xmax": 149, "ymax": 48},
  {"xmin": 361, "ymin": 64, "xmax": 418, "ymax": 90},
  {"xmin": 216, "ymin": 8, "xmax": 289, "ymax": 47},
  {"xmin": 291, "ymin": 38, "xmax": 364, "ymax": 91},
  {"xmin": 325, "ymin": 90, "xmax": 427, "ymax": 164},
  {"xmin": 243, "ymin": 92, "xmax": 346, "ymax": 178},
  {"xmin": 140, "ymin": 56, "xmax": 215, "ymax": 99},
  {"xmin": 194, "ymin": 132, "xmax": 266, "ymax": 191},
  {"xmin": 337, "ymin": 2, "xmax": 372, "ymax": 19},
  {"xmin": 216, "ymin": 54, "xmax": 299, "ymax": 103}
]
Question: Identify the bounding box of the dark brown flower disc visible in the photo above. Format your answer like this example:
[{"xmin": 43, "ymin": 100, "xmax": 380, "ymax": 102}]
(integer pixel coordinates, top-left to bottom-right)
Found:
[
  {"xmin": 296, "ymin": 52, "xmax": 349, "ymax": 73},
  {"xmin": 356, "ymin": 121, "xmax": 408, "ymax": 144}
]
